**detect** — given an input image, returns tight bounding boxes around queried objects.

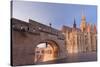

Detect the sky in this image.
[12,1,97,29]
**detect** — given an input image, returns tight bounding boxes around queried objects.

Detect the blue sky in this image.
[12,1,97,29]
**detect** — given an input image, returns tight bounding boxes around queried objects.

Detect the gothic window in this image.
[85,36,88,46]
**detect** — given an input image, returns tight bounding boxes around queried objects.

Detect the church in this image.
[61,14,97,53]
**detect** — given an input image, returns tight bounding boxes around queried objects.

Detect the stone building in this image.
[61,15,97,53]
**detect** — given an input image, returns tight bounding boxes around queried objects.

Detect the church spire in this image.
[73,18,76,28]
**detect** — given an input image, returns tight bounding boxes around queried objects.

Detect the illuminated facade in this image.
[62,15,97,53]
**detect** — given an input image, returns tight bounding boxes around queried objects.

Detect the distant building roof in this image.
[61,25,81,32]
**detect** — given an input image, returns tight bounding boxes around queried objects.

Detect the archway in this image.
[34,40,59,63]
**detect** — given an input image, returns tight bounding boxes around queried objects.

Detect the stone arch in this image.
[34,39,60,63]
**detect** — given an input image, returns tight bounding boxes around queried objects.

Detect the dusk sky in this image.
[12,1,97,29]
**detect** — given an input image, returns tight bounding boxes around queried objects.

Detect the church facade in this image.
[61,15,97,53]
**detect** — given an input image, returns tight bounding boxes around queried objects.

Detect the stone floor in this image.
[34,51,97,65]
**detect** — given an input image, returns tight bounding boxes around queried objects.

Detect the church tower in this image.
[80,14,87,32]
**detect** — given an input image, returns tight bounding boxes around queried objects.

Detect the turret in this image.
[87,23,91,33]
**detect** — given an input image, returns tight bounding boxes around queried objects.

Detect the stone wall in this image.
[11,18,66,66]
